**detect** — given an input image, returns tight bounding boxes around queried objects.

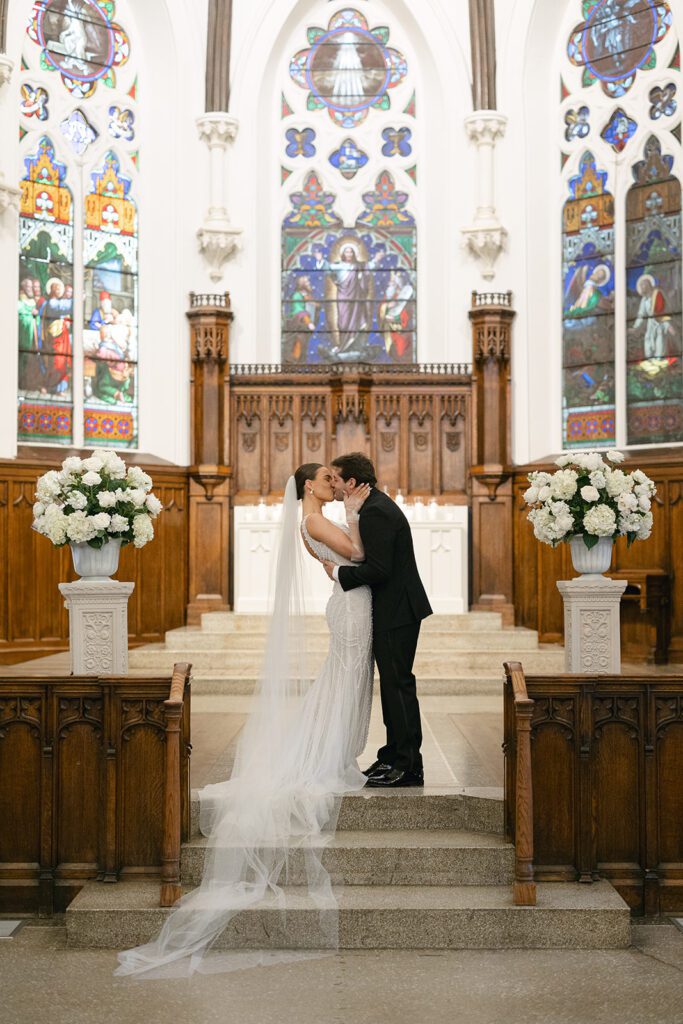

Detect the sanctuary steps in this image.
[66,789,630,952]
[127,612,565,696]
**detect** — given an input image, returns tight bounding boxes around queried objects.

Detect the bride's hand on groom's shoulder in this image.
[344,483,371,515]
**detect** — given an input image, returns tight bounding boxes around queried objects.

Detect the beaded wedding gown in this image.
[115,477,373,977]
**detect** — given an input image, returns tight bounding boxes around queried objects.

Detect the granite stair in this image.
[127,612,565,696]
[66,789,630,952]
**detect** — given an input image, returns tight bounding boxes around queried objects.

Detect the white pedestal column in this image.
[556,577,627,674]
[59,580,135,675]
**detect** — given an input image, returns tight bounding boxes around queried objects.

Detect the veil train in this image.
[115,476,363,978]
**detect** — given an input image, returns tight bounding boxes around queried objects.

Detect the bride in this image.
[115,463,373,976]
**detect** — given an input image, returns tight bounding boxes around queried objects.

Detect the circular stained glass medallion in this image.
[36,0,115,84]
[306,27,390,113]
[581,0,658,83]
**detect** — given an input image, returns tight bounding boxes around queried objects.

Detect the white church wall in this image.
[0,0,206,466]
[225,0,480,367]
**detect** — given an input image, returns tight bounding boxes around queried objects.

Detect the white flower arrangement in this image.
[523,450,655,550]
[33,450,161,550]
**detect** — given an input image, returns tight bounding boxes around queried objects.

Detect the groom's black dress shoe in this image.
[363,760,393,778]
[366,767,424,788]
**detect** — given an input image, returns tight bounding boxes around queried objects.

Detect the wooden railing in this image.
[160,663,191,906]
[503,661,536,906]
[0,663,191,914]
[503,664,683,915]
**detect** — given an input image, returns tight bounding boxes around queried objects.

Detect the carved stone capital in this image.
[0,172,20,216]
[461,225,508,280]
[197,224,242,282]
[196,112,239,148]
[464,110,507,145]
[0,55,13,88]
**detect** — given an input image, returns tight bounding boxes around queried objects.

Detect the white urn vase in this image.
[569,535,613,577]
[70,538,122,581]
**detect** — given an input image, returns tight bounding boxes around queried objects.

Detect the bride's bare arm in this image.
[305,484,370,562]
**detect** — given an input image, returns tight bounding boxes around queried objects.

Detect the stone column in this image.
[557,578,628,673]
[0,172,19,216]
[461,111,508,280]
[0,55,12,89]
[186,291,233,624]
[59,581,135,675]
[469,291,515,624]
[196,113,241,283]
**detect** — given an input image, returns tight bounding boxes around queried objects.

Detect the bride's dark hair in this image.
[294,463,323,500]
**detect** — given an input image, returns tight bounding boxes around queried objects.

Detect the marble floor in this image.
[1,919,682,1024]
[190,693,505,790]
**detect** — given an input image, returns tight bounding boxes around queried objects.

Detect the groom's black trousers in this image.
[373,621,423,772]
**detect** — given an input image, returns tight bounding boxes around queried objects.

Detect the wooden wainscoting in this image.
[0,667,191,913]
[513,450,683,663]
[0,450,189,664]
[504,667,683,915]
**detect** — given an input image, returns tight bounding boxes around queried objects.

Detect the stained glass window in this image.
[561,0,681,448]
[562,152,616,447]
[18,136,74,443]
[281,4,416,364]
[626,136,682,444]
[18,0,138,448]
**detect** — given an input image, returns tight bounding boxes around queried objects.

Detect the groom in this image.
[323,452,432,787]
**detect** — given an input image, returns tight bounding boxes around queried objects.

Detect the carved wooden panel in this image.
[230,366,472,501]
[0,674,190,913]
[505,674,683,914]
[0,698,42,894]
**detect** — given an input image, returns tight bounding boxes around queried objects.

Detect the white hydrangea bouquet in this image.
[523,449,655,550]
[32,450,163,550]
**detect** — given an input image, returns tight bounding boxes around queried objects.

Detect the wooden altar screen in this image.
[185,291,516,622]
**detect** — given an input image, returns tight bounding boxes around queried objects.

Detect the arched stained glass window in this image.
[562,151,616,447]
[560,0,681,448]
[18,0,139,448]
[280,4,417,365]
[626,135,682,443]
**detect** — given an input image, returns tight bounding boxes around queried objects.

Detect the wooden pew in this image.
[0,664,191,914]
[504,663,683,915]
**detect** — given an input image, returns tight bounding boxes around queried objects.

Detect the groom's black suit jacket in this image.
[337,488,432,632]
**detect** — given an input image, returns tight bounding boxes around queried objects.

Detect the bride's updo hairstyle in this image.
[294,463,323,500]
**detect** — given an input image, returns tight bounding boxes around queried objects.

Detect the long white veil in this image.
[115,476,343,977]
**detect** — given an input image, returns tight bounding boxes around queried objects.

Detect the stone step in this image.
[200,612,504,634]
[66,879,631,951]
[128,648,565,672]
[186,674,505,696]
[190,788,504,838]
[181,830,515,888]
[163,628,541,653]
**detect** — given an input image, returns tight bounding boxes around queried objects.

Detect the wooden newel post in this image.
[469,291,515,624]
[186,292,233,625]
[160,664,190,907]
[513,698,536,906]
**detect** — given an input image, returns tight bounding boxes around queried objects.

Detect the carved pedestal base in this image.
[557,577,627,674]
[59,580,135,675]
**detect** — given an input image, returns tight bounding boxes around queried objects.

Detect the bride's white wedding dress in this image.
[115,478,373,977]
